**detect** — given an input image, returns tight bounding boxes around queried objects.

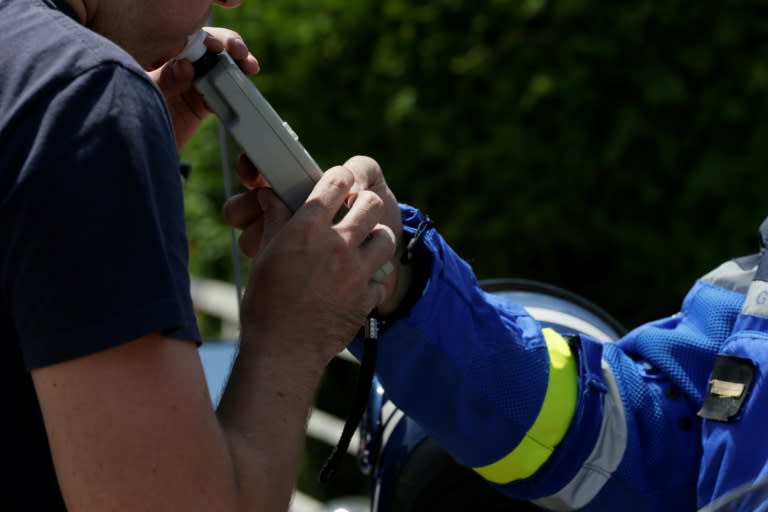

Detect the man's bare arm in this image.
[32,167,396,512]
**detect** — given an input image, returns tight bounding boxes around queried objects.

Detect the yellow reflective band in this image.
[473,328,578,484]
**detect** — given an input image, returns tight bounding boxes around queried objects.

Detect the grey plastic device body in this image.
[190,46,393,282]
[193,51,323,212]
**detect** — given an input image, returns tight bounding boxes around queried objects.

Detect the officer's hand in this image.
[223,155,409,316]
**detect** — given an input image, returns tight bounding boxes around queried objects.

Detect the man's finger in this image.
[235,154,269,189]
[202,27,260,75]
[259,188,293,246]
[238,222,265,258]
[223,189,263,230]
[296,166,354,224]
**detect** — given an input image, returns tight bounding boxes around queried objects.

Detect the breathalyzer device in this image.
[178,30,324,213]
[178,31,393,281]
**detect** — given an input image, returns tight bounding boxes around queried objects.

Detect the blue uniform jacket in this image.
[357,204,766,511]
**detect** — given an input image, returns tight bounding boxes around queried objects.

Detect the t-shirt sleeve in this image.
[2,63,201,369]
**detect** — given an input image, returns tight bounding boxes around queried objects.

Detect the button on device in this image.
[282,121,300,141]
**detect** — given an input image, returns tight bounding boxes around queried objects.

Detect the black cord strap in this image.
[319,217,433,483]
[319,317,379,483]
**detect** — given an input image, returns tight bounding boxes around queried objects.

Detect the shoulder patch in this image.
[698,355,755,422]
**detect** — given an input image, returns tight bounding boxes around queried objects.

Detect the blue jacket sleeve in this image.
[351,204,605,498]
[366,209,553,469]
[350,204,746,511]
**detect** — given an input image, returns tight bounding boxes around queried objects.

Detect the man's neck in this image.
[64,0,89,24]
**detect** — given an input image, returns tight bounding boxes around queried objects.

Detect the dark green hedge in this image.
[186,0,768,329]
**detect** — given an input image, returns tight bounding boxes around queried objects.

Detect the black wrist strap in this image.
[402,218,434,264]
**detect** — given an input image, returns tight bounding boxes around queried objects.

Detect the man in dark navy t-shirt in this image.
[0,0,403,510]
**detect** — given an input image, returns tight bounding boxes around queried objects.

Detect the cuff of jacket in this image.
[350,203,554,470]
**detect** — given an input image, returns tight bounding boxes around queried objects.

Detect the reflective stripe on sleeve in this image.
[532,361,627,511]
[473,328,578,484]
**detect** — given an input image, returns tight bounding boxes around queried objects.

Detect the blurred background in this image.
[181,0,768,507]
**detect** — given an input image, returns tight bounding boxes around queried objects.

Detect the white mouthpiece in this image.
[177,30,208,62]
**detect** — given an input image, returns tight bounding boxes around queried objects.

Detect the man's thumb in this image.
[150,59,194,97]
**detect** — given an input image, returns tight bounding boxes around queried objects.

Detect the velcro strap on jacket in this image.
[473,328,578,484]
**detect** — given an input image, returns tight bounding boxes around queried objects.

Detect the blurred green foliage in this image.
[184,0,768,330]
[181,0,768,501]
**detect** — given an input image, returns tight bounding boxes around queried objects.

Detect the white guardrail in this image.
[190,277,365,512]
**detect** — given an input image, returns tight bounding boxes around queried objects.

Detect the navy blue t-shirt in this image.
[0,0,201,508]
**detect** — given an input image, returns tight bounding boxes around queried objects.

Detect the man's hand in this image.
[233,164,395,364]
[148,28,260,150]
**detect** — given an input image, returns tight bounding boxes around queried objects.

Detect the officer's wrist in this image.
[378,207,433,323]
